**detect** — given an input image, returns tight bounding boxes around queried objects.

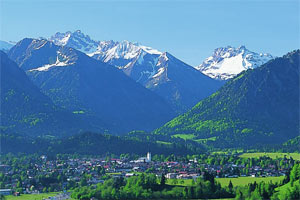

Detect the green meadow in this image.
[239,152,300,160]
[216,176,284,187]
[156,140,172,145]
[166,176,284,187]
[6,192,60,200]
[172,134,196,140]
[166,178,194,186]
[172,134,216,143]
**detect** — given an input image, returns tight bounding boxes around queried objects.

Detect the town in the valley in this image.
[1,151,294,196]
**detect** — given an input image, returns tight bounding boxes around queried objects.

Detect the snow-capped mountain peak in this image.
[50,31,71,46]
[104,40,142,60]
[49,30,99,54]
[195,46,273,80]
[49,30,162,63]
[140,45,162,55]
[49,30,166,83]
[91,40,161,61]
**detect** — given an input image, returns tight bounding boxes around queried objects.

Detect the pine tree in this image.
[160,174,166,187]
[228,180,233,192]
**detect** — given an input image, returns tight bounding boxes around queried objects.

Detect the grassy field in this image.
[194,136,217,143]
[6,192,59,200]
[172,134,216,143]
[156,140,172,145]
[172,134,195,140]
[214,149,244,154]
[72,110,85,114]
[166,178,194,186]
[216,176,284,187]
[166,176,284,187]
[106,172,122,175]
[239,152,300,160]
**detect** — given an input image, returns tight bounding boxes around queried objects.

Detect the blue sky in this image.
[0,0,299,66]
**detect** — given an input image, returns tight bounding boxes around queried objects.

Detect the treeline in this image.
[2,130,298,157]
[281,136,300,152]
[71,164,300,200]
[71,172,233,200]
[0,132,200,156]
[128,131,300,153]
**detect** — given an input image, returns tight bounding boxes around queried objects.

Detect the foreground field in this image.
[6,192,59,200]
[217,176,284,187]
[166,176,284,187]
[239,152,300,160]
[166,178,194,186]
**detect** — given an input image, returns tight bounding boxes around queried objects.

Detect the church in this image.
[135,152,151,163]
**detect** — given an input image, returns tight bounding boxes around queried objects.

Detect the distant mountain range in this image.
[2,30,297,148]
[195,46,273,80]
[155,50,299,147]
[7,38,175,134]
[0,40,14,52]
[2,31,274,113]
[49,30,223,112]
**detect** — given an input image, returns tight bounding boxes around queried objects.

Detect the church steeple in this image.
[147,152,151,162]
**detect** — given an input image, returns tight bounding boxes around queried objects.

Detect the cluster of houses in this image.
[0,152,290,195]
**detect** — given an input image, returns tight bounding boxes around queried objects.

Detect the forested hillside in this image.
[155,50,300,147]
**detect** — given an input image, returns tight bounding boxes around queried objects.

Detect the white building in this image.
[147,152,151,162]
[166,173,177,179]
[135,152,151,163]
[0,189,12,196]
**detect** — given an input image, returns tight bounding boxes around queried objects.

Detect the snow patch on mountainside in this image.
[153,67,165,78]
[30,51,75,72]
[136,51,146,65]
[140,45,162,55]
[34,40,48,50]
[195,46,273,80]
[157,53,169,67]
